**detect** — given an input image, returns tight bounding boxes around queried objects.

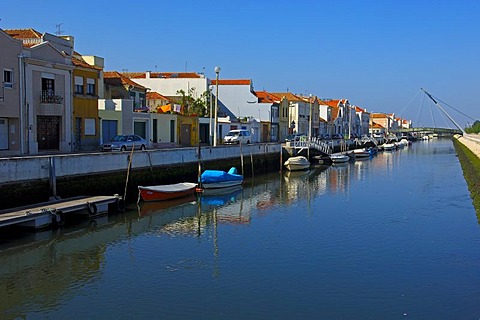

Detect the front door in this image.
[102,119,117,143]
[75,117,81,151]
[0,118,8,150]
[37,116,60,150]
[180,124,191,147]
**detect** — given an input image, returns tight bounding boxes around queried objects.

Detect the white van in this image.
[223,129,251,144]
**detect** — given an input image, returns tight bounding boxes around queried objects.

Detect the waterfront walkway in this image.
[458,134,480,159]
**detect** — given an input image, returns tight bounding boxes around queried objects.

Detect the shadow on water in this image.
[2,140,479,318]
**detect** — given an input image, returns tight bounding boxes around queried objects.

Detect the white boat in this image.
[284,156,310,171]
[353,148,371,158]
[382,143,396,151]
[200,167,243,189]
[330,154,350,163]
[138,182,197,202]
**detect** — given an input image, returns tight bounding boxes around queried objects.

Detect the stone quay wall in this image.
[0,143,282,209]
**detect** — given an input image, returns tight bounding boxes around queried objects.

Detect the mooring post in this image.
[279,145,283,173]
[49,157,57,198]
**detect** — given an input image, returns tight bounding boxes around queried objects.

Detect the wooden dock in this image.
[0,195,122,229]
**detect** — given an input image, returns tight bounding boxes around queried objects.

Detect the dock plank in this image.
[0,196,120,227]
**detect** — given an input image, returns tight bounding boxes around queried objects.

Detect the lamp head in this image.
[214,66,221,74]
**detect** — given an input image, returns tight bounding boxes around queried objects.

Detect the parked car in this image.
[100,134,148,151]
[223,129,251,144]
[285,133,306,142]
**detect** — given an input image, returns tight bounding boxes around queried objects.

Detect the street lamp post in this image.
[308,94,313,140]
[209,85,214,146]
[214,66,221,146]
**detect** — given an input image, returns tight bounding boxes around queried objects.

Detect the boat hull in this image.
[285,164,310,171]
[201,179,243,189]
[138,182,197,201]
[353,149,371,158]
[382,143,395,151]
[200,168,244,190]
[284,156,310,171]
[330,155,350,163]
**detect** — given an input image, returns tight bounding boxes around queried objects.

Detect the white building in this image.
[124,71,209,99]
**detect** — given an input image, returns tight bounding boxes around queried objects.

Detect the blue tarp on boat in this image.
[200,167,243,183]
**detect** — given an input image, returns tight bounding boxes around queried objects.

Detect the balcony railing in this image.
[40,91,64,104]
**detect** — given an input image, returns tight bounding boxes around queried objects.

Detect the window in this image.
[42,77,55,95]
[41,74,63,104]
[84,118,96,136]
[3,69,13,88]
[75,76,84,94]
[86,78,95,95]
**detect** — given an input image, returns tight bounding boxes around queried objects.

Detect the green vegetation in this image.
[176,88,209,116]
[465,120,480,134]
[453,138,480,218]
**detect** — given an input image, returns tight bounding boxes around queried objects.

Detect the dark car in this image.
[285,133,306,142]
[100,134,148,151]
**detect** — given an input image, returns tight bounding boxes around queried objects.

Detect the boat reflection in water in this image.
[198,185,250,225]
[137,194,196,217]
[198,185,243,207]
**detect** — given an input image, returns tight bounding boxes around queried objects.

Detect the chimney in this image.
[146,71,151,79]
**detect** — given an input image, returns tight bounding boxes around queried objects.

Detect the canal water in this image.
[1,139,479,319]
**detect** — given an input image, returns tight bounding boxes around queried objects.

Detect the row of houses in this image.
[0,27,411,156]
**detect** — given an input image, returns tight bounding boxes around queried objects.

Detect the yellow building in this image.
[72,54,103,151]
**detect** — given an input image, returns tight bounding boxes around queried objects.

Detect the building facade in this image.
[0,29,23,155]
[72,54,103,151]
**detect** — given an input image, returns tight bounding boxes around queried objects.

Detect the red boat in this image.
[138,182,197,202]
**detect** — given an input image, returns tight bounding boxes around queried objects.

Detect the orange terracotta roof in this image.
[5,28,43,47]
[124,72,202,79]
[321,99,342,108]
[371,113,387,118]
[270,92,305,102]
[254,91,280,103]
[371,122,384,128]
[331,106,340,120]
[4,28,42,39]
[211,79,251,85]
[147,91,172,101]
[355,106,369,113]
[104,71,146,89]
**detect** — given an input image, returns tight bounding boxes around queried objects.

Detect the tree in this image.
[176,88,209,116]
[465,120,480,134]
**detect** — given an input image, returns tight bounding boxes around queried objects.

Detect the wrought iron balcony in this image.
[40,91,63,104]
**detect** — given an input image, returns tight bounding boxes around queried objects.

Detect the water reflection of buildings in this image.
[1,160,398,316]
[282,166,330,204]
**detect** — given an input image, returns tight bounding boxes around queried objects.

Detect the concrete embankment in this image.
[0,143,282,210]
[453,134,480,215]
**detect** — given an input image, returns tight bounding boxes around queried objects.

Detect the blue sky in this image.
[2,0,479,127]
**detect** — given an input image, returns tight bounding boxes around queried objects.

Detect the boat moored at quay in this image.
[2,135,467,232]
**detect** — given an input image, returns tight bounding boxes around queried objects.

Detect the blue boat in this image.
[200,167,243,189]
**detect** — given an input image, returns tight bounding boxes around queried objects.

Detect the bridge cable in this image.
[433,96,476,121]
[415,93,426,127]
[429,99,437,128]
[421,88,466,134]
[397,90,422,119]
